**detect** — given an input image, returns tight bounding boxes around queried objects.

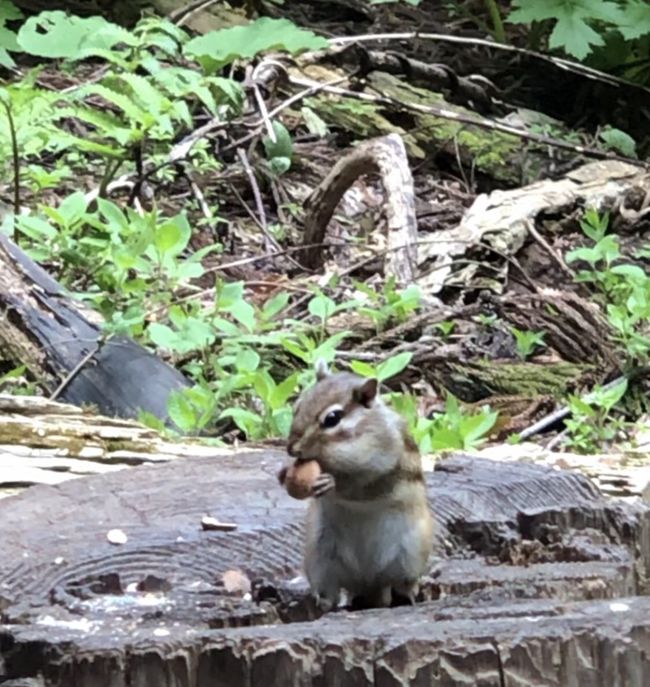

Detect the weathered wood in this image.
[0,235,190,423]
[1,452,649,685]
[301,133,418,284]
[0,393,238,492]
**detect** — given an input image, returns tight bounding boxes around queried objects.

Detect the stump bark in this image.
[0,452,649,685]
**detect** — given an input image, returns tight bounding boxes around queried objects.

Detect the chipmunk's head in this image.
[287,360,403,477]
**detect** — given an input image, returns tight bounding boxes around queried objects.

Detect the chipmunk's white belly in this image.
[319,496,428,592]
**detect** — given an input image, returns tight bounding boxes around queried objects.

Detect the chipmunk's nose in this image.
[287,441,301,458]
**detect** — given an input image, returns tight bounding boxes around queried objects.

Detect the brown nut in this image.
[283,460,321,500]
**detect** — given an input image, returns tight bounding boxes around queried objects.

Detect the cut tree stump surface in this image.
[1,452,649,686]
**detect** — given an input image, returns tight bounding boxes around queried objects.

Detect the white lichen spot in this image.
[610,602,630,612]
[107,528,128,545]
[153,628,170,637]
[54,556,64,565]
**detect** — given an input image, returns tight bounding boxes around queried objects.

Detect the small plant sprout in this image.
[511,327,546,359]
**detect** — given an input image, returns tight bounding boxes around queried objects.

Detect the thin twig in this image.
[236,147,274,251]
[170,0,221,24]
[187,174,213,220]
[524,219,575,280]
[328,33,650,94]
[518,373,631,441]
[50,342,103,400]
[1,101,20,214]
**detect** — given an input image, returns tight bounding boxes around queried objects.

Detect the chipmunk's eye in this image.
[321,409,343,429]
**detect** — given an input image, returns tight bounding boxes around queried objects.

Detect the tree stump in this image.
[0,452,649,686]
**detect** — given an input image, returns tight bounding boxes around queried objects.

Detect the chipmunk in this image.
[281,360,434,612]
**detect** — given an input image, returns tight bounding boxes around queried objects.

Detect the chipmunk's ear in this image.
[353,378,378,407]
[315,358,329,381]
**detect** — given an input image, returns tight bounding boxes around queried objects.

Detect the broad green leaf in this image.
[17,12,135,60]
[599,128,637,158]
[459,410,498,448]
[308,293,336,322]
[217,281,245,308]
[594,379,628,412]
[147,322,179,350]
[617,0,650,40]
[175,261,205,281]
[270,373,299,410]
[376,352,412,382]
[184,17,328,68]
[57,192,88,225]
[98,199,130,232]
[235,348,260,373]
[301,106,329,137]
[219,407,263,438]
[263,121,293,160]
[226,299,256,332]
[281,338,310,362]
[269,157,291,175]
[272,407,294,438]
[254,369,275,404]
[349,360,377,377]
[262,291,290,320]
[549,13,604,59]
[610,264,646,281]
[167,390,197,432]
[16,215,57,240]
[429,428,462,451]
[154,221,183,255]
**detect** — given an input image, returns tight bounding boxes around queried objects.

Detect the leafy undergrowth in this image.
[0,1,649,456]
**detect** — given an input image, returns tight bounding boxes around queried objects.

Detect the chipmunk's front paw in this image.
[312,472,335,498]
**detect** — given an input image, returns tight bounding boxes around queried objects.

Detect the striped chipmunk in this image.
[279,359,434,612]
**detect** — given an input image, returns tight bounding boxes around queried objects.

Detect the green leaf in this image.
[301,106,329,137]
[507,0,621,59]
[270,372,299,410]
[599,127,637,158]
[429,428,463,451]
[17,11,136,60]
[78,84,150,126]
[376,352,412,382]
[184,17,328,68]
[167,390,198,432]
[549,12,604,59]
[16,216,57,240]
[308,293,336,323]
[263,121,293,160]
[272,407,294,437]
[261,291,290,320]
[219,407,263,439]
[154,221,183,255]
[349,360,377,377]
[226,299,256,332]
[57,192,88,225]
[217,281,245,308]
[235,348,260,373]
[147,323,178,350]
[610,264,647,281]
[0,1,21,68]
[459,410,498,448]
[269,157,291,176]
[594,379,628,412]
[616,0,650,40]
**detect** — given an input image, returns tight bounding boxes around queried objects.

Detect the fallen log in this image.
[0,234,190,423]
[0,452,648,685]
